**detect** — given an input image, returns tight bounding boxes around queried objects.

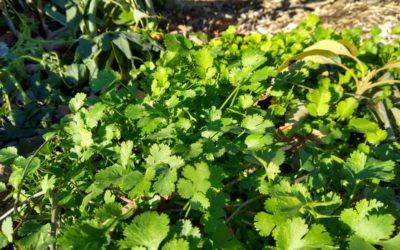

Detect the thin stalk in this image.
[346,181,359,206]
[0,0,20,36]
[49,190,58,250]
[226,195,265,223]
[229,85,240,108]
[0,191,45,222]
[368,79,400,89]
[220,86,239,110]
[13,137,54,217]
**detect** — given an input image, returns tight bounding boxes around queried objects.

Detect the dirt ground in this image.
[162,0,400,42]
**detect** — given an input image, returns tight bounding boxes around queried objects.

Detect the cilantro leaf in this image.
[0,147,18,164]
[344,150,395,182]
[58,221,110,250]
[177,162,211,209]
[241,114,274,134]
[120,212,170,250]
[348,118,379,133]
[254,212,276,237]
[17,221,53,249]
[335,97,359,120]
[69,93,86,113]
[146,144,184,169]
[1,217,13,243]
[124,104,146,120]
[306,88,331,117]
[340,199,396,244]
[245,134,274,151]
[162,238,190,250]
[272,217,333,250]
[90,70,119,93]
[153,166,177,196]
[120,140,134,167]
[194,48,215,79]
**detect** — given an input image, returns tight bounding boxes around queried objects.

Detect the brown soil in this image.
[162,0,400,42]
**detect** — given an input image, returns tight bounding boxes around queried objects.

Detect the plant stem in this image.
[226,195,265,223]
[13,137,54,216]
[49,190,58,250]
[220,86,240,110]
[0,191,45,222]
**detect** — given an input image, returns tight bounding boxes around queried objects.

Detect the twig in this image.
[225,195,265,223]
[49,190,58,250]
[293,174,309,184]
[0,191,45,222]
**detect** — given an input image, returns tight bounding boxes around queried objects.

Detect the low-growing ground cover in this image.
[1,14,400,249]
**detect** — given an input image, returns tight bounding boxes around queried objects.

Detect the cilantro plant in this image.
[0,15,400,249]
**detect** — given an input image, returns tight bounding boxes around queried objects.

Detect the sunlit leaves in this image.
[120,212,170,250]
[335,97,359,120]
[69,93,86,113]
[306,88,331,116]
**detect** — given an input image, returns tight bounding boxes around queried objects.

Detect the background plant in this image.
[0,0,161,152]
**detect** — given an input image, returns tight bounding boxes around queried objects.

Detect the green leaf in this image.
[194,48,214,79]
[86,103,107,128]
[93,164,142,191]
[58,221,110,250]
[1,217,13,243]
[238,94,254,109]
[153,167,177,196]
[120,141,134,167]
[41,174,56,193]
[306,88,331,116]
[69,93,86,113]
[17,221,53,249]
[241,49,267,69]
[380,234,400,250]
[241,114,274,134]
[254,212,275,237]
[245,134,273,150]
[349,236,376,250]
[0,234,8,248]
[273,217,333,250]
[335,97,359,120]
[125,104,146,120]
[162,238,190,250]
[120,212,170,250]
[340,199,395,244]
[146,144,184,169]
[263,181,309,219]
[113,35,132,59]
[0,147,18,164]
[348,118,379,133]
[305,39,353,57]
[278,49,341,71]
[63,64,88,87]
[90,70,120,93]
[344,150,395,182]
[366,129,387,145]
[177,162,211,209]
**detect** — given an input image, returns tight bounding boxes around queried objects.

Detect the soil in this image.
[162,0,400,42]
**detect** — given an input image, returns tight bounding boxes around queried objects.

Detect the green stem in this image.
[346,181,359,206]
[220,86,239,110]
[229,85,240,108]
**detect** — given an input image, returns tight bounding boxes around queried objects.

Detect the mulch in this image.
[161,0,400,42]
